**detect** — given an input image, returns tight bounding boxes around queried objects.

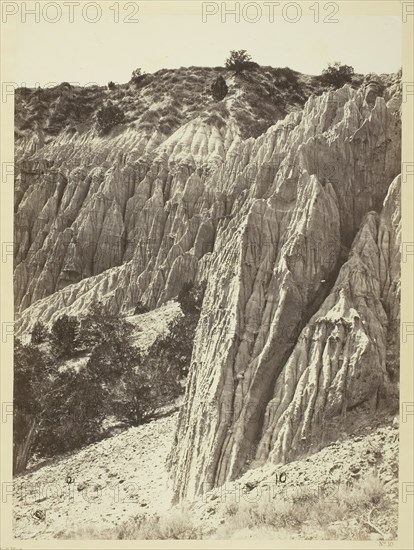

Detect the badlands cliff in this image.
[14,67,401,500]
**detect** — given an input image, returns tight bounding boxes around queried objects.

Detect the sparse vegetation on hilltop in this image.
[14,61,367,140]
[320,61,355,88]
[225,49,259,74]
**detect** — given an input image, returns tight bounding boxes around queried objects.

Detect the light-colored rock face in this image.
[14,118,242,329]
[167,89,401,500]
[14,77,401,501]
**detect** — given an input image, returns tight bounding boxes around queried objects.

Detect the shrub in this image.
[78,301,133,350]
[203,113,226,129]
[217,474,391,539]
[177,281,205,314]
[96,103,125,134]
[117,510,200,539]
[320,62,355,88]
[13,340,52,473]
[158,115,181,135]
[49,314,79,357]
[131,68,149,88]
[36,367,105,456]
[134,282,205,410]
[131,68,143,79]
[31,321,48,344]
[225,50,258,74]
[274,67,298,89]
[211,75,228,100]
[108,81,116,90]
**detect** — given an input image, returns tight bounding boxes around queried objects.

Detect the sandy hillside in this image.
[14,413,177,539]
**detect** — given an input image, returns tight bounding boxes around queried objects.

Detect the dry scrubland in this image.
[14,412,398,541]
[15,65,364,140]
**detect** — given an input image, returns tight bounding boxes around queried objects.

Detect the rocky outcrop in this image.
[167,88,401,500]
[256,175,400,466]
[14,118,241,332]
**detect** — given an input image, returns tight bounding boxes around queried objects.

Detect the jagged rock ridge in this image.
[167,85,401,499]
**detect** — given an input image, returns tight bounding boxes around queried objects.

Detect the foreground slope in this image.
[14,414,177,539]
[13,412,398,540]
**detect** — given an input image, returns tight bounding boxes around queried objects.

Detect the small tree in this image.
[211,75,228,101]
[177,281,205,315]
[78,301,133,350]
[321,62,355,88]
[96,103,125,134]
[31,321,48,345]
[36,367,105,456]
[13,340,52,473]
[108,81,116,90]
[131,68,143,80]
[225,50,257,74]
[49,314,79,358]
[131,68,147,88]
[116,367,154,425]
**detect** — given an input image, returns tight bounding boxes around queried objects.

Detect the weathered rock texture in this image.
[167,86,401,499]
[14,72,401,500]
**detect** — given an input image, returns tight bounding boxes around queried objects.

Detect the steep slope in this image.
[168,87,401,500]
[256,175,400,465]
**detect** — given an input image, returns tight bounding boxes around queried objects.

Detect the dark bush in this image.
[31,321,48,345]
[320,62,355,88]
[78,301,133,350]
[225,50,258,74]
[211,75,228,101]
[274,67,299,89]
[96,103,125,134]
[158,115,180,135]
[36,367,105,456]
[131,68,143,79]
[108,81,116,90]
[131,68,150,89]
[203,112,226,129]
[177,281,205,315]
[49,314,79,357]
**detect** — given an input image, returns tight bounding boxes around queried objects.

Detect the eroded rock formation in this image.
[167,86,401,499]
[14,72,401,501]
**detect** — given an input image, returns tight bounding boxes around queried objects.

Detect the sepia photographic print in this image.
[1,1,413,548]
